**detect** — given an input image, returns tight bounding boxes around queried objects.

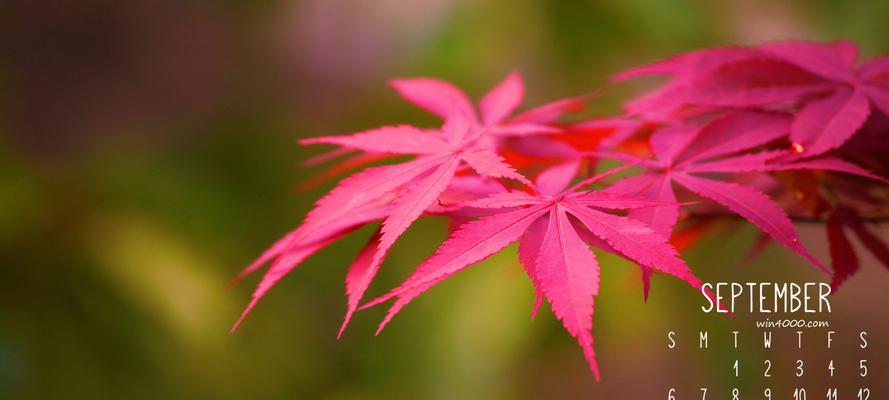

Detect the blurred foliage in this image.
[1,0,887,399]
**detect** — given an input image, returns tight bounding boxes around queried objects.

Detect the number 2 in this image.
[763,360,771,377]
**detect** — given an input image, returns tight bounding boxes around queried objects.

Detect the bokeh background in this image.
[1,1,888,399]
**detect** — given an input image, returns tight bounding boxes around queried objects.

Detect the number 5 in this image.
[859,360,868,377]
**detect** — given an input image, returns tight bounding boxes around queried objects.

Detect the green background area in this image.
[1,1,887,398]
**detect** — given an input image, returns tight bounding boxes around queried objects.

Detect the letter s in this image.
[701,283,714,313]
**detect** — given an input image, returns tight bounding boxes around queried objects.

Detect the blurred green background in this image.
[1,1,888,399]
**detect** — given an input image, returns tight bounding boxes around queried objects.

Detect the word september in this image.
[701,282,831,314]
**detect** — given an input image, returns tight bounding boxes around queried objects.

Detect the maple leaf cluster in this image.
[232,40,889,380]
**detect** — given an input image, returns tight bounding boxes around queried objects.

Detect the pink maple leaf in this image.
[360,164,710,380]
[296,72,584,189]
[599,110,887,297]
[391,71,586,137]
[599,111,831,296]
[234,112,533,335]
[617,40,889,158]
